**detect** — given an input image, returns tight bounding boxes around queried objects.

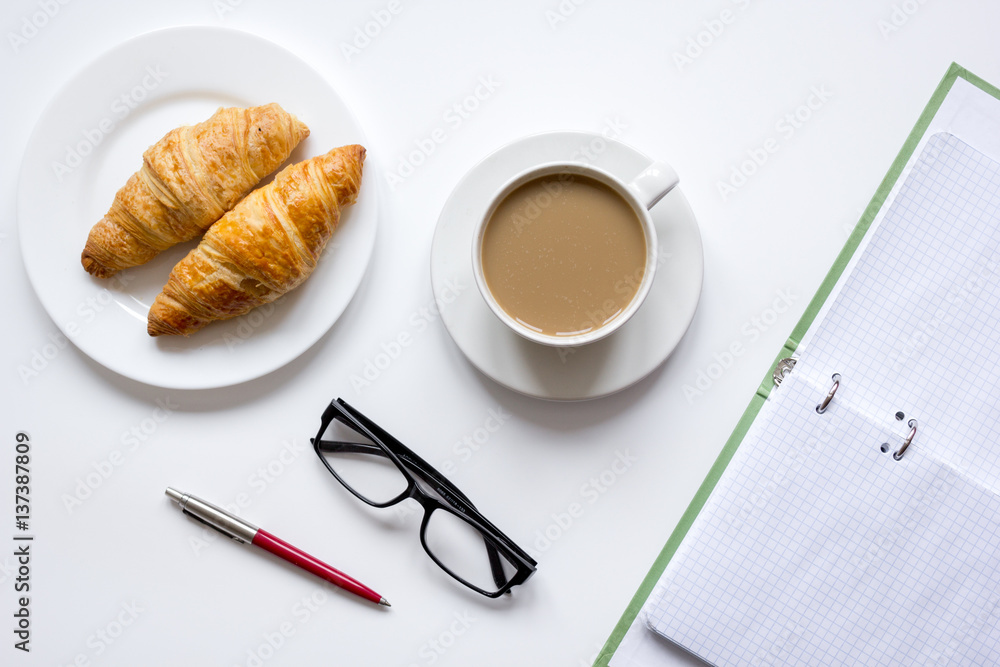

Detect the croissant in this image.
[81,104,310,278]
[147,144,365,337]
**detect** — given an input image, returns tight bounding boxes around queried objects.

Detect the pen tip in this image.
[379,597,391,607]
[165,487,183,503]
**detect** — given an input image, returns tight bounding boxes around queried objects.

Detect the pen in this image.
[165,487,390,607]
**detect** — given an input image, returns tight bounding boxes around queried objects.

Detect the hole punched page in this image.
[641,133,1000,666]
[798,133,1000,492]
[643,365,1000,666]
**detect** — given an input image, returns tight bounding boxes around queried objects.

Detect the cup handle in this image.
[627,161,679,210]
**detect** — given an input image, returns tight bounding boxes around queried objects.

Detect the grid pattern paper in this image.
[643,133,1000,666]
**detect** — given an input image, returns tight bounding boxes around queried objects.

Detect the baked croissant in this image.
[147,144,365,337]
[81,104,310,278]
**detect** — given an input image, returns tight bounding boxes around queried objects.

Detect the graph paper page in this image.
[643,133,1000,665]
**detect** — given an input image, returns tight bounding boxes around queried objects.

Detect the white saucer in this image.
[17,27,377,390]
[430,132,704,401]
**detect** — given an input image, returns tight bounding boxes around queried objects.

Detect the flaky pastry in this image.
[147,144,365,337]
[81,104,309,278]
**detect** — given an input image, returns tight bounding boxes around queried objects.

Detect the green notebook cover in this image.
[595,62,1000,667]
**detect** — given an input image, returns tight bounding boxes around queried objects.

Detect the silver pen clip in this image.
[166,487,258,544]
[181,508,249,544]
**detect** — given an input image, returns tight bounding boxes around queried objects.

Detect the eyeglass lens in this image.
[317,412,520,594]
[316,418,408,504]
[423,507,520,593]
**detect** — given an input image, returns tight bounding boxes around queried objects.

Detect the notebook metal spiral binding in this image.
[893,420,918,460]
[815,373,841,414]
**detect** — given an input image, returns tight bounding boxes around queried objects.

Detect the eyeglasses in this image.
[311,398,537,597]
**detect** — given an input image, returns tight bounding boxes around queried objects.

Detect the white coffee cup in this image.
[472,160,679,347]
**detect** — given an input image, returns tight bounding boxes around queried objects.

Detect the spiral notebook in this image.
[599,65,1000,666]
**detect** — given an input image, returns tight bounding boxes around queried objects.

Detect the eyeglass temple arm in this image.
[328,403,484,508]
[328,401,536,569]
[339,414,509,531]
[314,437,474,496]
[313,439,478,508]
[315,438,521,589]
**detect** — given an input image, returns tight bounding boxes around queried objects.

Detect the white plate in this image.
[430,132,703,400]
[17,27,377,390]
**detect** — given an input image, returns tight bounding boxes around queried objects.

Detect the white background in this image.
[2,1,999,666]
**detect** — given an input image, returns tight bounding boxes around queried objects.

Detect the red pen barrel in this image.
[251,529,385,605]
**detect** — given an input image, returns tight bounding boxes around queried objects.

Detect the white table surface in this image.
[3,1,999,665]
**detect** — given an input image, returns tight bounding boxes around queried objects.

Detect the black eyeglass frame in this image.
[311,398,537,598]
